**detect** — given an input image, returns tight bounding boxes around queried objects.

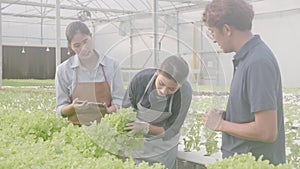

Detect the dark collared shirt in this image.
[223,35,286,165]
[123,68,192,140]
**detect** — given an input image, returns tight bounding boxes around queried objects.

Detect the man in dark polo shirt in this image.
[201,0,286,165]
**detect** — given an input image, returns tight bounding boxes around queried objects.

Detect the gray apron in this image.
[133,74,180,169]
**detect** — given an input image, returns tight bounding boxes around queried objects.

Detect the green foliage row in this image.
[2,79,55,86]
[1,87,299,168]
[0,89,164,169]
[182,97,221,156]
[207,153,293,169]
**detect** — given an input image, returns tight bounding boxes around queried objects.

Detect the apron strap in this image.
[74,63,110,89]
[137,73,157,105]
[75,67,79,84]
[96,51,111,97]
[73,62,111,103]
[101,65,111,95]
[168,95,174,113]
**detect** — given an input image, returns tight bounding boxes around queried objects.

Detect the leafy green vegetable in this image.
[0,88,164,169]
[85,108,144,157]
[206,153,293,169]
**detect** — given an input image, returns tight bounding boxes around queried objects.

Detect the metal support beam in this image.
[1,12,79,20]
[159,0,207,5]
[193,22,198,82]
[160,0,262,4]
[130,20,133,68]
[176,11,180,56]
[153,0,158,67]
[56,0,61,67]
[1,0,135,14]
[0,2,2,88]
[40,0,43,45]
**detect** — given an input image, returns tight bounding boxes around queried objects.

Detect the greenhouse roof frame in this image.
[1,0,211,23]
[1,0,262,27]
[0,0,262,87]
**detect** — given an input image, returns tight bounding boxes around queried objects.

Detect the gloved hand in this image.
[124,121,150,135]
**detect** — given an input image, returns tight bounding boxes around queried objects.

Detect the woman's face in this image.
[154,73,181,96]
[70,33,93,60]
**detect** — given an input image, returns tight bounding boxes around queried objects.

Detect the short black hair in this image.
[202,0,254,31]
[158,56,189,84]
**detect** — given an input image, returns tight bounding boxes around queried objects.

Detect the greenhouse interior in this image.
[0,0,299,168]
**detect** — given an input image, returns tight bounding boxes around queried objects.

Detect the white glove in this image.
[124,121,150,135]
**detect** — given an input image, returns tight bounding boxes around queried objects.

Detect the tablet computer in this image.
[88,102,106,108]
[76,100,106,108]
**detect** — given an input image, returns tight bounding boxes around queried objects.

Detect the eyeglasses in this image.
[206,29,214,40]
